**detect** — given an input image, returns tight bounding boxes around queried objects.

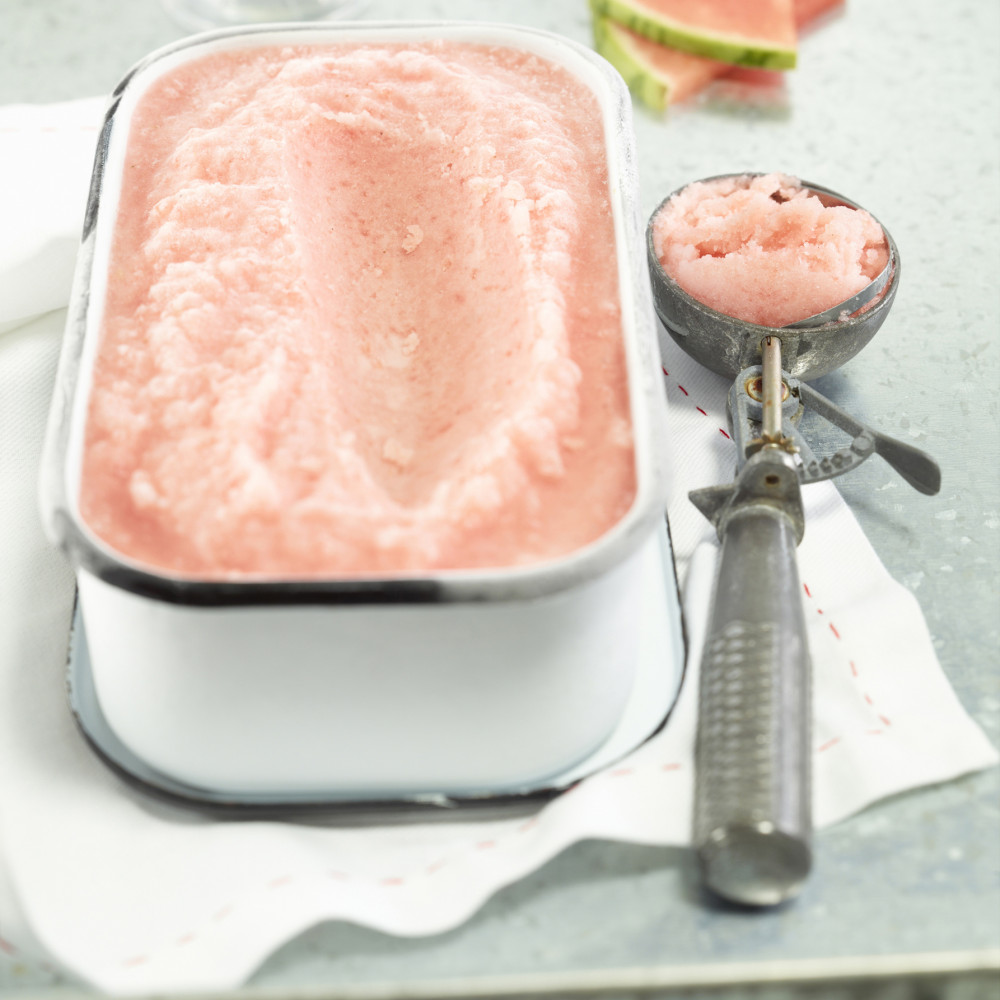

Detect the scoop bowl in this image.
[646,175,900,381]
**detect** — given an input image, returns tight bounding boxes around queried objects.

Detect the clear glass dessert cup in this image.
[159,0,368,32]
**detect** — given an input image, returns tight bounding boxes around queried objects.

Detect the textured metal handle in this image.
[694,503,812,906]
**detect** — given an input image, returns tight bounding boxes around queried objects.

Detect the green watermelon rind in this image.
[590,0,798,70]
[593,14,672,111]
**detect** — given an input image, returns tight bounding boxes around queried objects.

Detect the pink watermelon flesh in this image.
[718,0,844,86]
[629,0,797,51]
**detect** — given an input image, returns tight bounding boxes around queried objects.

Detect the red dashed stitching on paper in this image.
[651,367,895,753]
[662,366,731,439]
[654,365,898,760]
[113,762,686,971]
[801,582,892,742]
[664,332,892,752]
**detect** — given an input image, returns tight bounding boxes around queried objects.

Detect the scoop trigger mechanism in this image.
[726,365,942,496]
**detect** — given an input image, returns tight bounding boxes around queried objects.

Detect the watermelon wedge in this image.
[590,0,798,69]
[593,0,845,110]
[594,14,730,109]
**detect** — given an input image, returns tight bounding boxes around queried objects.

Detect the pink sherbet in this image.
[651,173,890,327]
[80,42,636,578]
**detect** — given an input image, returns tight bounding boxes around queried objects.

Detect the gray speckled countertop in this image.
[2,0,998,996]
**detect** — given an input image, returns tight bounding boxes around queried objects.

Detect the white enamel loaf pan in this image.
[40,21,682,810]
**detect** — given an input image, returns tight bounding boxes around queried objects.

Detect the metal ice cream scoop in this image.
[647,175,941,908]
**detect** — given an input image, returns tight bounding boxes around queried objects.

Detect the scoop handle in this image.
[693,486,813,906]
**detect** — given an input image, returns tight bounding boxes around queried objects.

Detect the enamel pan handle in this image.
[693,454,813,906]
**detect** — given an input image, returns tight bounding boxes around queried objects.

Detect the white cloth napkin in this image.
[1,99,996,996]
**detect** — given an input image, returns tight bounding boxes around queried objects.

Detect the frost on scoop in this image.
[651,172,889,328]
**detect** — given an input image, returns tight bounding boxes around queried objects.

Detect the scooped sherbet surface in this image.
[651,172,889,327]
[80,42,636,578]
